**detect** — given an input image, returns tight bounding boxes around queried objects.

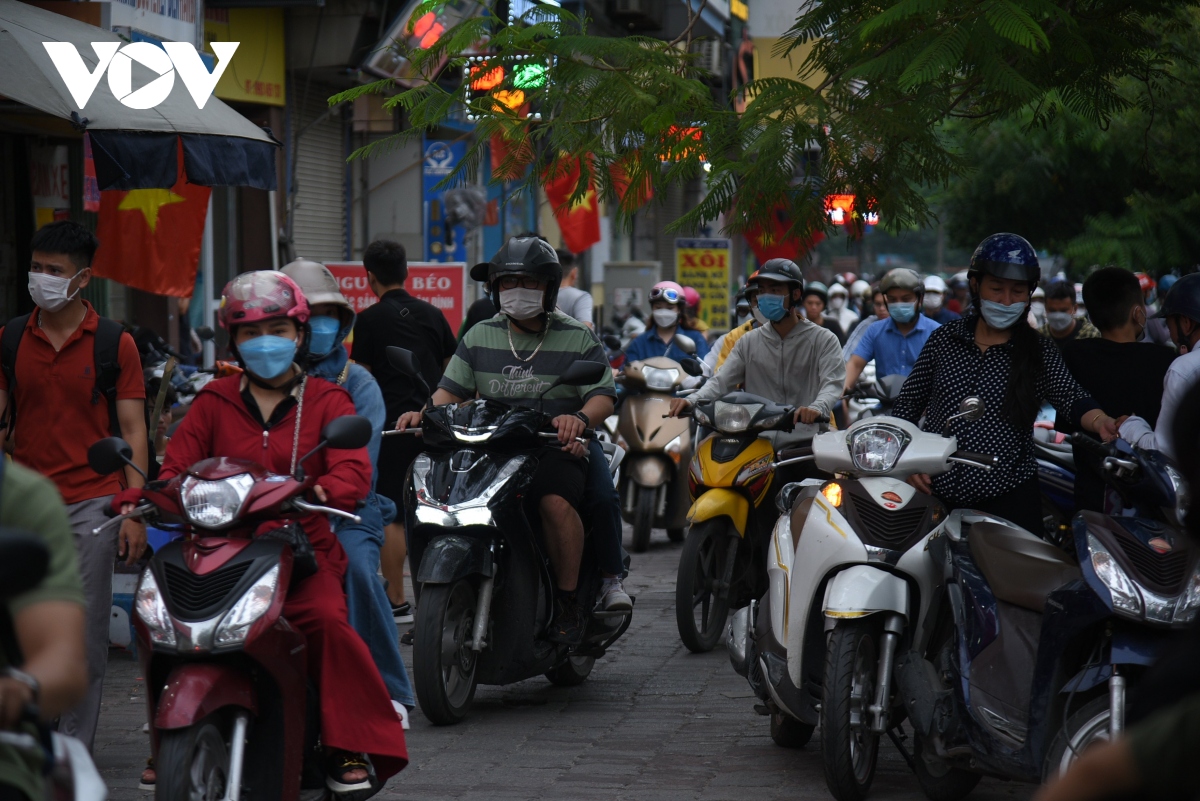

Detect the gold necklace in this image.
[507,324,547,363]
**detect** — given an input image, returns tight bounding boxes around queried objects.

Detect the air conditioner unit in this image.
[690,39,724,77]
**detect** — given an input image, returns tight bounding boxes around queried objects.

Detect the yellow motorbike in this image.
[617,357,694,552]
[676,391,808,652]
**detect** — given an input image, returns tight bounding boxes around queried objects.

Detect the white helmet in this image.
[923,275,947,294]
[829,283,849,297]
[850,279,870,298]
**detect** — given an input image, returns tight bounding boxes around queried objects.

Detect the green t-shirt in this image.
[439,311,616,417]
[0,460,85,801]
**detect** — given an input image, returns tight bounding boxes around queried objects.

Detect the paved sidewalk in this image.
[94,527,1034,801]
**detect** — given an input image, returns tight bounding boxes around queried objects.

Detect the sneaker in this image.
[597,577,632,612]
[391,700,411,730]
[547,596,586,645]
[391,601,413,624]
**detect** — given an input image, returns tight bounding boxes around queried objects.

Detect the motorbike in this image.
[384,347,633,725]
[897,436,1197,799]
[0,531,107,801]
[676,391,810,653]
[1033,424,1077,545]
[727,398,992,801]
[616,356,694,551]
[86,416,373,801]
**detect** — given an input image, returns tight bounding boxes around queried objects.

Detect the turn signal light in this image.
[821,482,843,508]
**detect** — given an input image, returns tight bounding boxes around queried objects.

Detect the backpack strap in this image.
[92,317,124,438]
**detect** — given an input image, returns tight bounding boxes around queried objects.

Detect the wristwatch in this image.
[573,411,591,428]
[5,668,40,703]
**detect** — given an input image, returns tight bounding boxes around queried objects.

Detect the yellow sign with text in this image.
[676,238,732,331]
[204,8,286,107]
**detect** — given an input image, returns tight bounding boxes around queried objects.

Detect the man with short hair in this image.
[1039,280,1099,349]
[351,239,458,624]
[554,249,594,329]
[843,268,940,393]
[0,220,148,751]
[1062,267,1177,511]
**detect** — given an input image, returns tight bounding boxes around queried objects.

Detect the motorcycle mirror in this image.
[957,396,985,421]
[88,437,144,479]
[558,361,607,388]
[321,415,373,450]
[876,374,906,401]
[0,529,48,601]
[680,357,704,378]
[195,326,216,342]
[775,482,806,515]
[602,334,622,351]
[386,346,432,400]
[672,333,698,355]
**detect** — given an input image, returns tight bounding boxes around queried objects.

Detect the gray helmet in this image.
[1158,272,1200,323]
[879,268,924,298]
[470,236,562,314]
[757,258,804,290]
[280,259,354,328]
[802,280,829,305]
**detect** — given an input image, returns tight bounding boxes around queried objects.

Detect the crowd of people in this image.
[2,217,1200,801]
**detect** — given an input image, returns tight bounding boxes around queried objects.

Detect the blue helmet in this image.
[1159,274,1179,295]
[1158,273,1200,323]
[968,233,1041,288]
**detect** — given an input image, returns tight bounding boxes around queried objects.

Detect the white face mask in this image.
[829,296,846,311]
[29,271,81,313]
[652,308,679,328]
[751,306,770,327]
[498,288,545,320]
[923,293,943,311]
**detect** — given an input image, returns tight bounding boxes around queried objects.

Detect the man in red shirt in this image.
[0,221,147,751]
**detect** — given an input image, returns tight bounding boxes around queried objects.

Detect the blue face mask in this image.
[757,294,789,322]
[307,316,343,359]
[239,335,298,380]
[888,302,917,324]
[979,299,1028,330]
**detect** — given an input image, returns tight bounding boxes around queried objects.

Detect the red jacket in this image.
[160,375,371,576]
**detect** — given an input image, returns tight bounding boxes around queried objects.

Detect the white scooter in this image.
[728,399,994,801]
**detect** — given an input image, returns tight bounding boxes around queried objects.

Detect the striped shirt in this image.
[439,311,616,416]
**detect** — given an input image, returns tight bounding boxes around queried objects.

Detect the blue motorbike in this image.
[898,438,1195,799]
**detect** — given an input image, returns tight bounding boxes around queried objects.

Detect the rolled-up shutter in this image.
[292,86,345,261]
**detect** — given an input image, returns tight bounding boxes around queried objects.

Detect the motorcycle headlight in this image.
[643,367,680,391]
[1166,464,1190,527]
[848,424,909,473]
[135,569,176,647]
[1087,534,1143,617]
[181,473,254,528]
[715,402,761,434]
[1174,563,1200,624]
[214,564,280,646]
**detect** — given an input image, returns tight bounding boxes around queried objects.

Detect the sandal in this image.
[400,628,414,645]
[138,757,156,790]
[325,750,374,795]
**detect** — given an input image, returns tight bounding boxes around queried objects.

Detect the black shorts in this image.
[526,446,587,509]
[376,434,424,507]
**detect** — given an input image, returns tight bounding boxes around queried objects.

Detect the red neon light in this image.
[469,65,506,91]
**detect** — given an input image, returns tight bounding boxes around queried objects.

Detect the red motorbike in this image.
[87,415,371,801]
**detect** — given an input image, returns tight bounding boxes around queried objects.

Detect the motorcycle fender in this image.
[822,565,910,621]
[155,663,257,730]
[687,489,748,537]
[416,533,494,584]
[628,456,669,487]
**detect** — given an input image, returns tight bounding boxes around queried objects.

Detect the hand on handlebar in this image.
[395,410,424,433]
[552,415,588,457]
[908,473,933,495]
[118,506,147,566]
[794,407,824,425]
[668,398,692,418]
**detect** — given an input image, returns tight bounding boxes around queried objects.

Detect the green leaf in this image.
[898,26,971,90]
[984,0,1051,52]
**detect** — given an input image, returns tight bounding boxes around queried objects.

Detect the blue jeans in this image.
[333,493,415,708]
[586,439,627,577]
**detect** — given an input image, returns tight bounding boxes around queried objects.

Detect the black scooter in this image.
[385,347,632,725]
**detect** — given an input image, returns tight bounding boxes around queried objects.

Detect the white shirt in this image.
[556,285,593,326]
[1119,347,1200,462]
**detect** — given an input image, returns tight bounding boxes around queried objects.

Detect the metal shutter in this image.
[292,86,345,261]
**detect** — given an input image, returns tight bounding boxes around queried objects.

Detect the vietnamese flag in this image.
[91,143,211,297]
[608,154,653,213]
[490,128,533,181]
[542,156,601,253]
[744,203,825,265]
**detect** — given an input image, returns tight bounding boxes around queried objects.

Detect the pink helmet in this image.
[649,280,685,306]
[682,286,702,311]
[219,271,311,330]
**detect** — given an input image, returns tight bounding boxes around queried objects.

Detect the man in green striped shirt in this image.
[397,237,617,644]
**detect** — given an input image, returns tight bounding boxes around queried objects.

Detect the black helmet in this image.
[1158,273,1200,323]
[880,268,924,299]
[968,233,1041,288]
[757,258,804,289]
[470,236,562,314]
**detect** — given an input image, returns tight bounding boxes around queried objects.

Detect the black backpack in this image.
[0,314,157,478]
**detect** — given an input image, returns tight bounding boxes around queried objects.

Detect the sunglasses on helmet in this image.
[649,287,682,303]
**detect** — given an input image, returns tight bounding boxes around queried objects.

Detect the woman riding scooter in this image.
[625,281,710,363]
[115,271,407,796]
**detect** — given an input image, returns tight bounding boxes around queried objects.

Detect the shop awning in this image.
[0,0,279,190]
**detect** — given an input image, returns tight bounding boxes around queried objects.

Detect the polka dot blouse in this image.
[893,315,1099,505]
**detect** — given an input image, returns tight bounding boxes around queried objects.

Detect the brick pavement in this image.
[94,527,1034,801]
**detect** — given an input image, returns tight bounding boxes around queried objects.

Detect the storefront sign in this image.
[423,138,469,264]
[204,8,285,107]
[675,238,732,330]
[326,261,467,351]
[29,145,70,229]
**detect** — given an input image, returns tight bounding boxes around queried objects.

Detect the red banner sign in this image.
[325,261,468,343]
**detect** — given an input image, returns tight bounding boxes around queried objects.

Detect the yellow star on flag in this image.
[118,189,186,234]
[570,188,596,213]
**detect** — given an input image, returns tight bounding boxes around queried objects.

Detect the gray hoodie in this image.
[691,316,846,446]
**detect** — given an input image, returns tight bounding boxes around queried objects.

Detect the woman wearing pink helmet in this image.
[681,285,710,337]
[625,281,710,362]
[123,271,408,795]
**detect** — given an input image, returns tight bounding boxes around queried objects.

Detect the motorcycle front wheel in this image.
[1043,695,1113,780]
[631,485,656,553]
[675,521,733,653]
[822,619,881,801]
[413,579,479,725]
[156,716,229,801]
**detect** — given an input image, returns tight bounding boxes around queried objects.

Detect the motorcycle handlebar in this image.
[949,450,997,469]
[292,498,362,524]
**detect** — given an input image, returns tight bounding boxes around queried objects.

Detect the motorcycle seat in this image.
[968,522,1081,613]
